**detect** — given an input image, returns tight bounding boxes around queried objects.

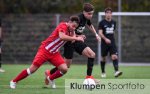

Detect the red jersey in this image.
[41,22,69,53]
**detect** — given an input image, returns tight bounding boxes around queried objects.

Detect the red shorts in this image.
[32,46,65,67]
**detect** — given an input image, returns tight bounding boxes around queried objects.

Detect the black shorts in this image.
[63,41,74,59]
[101,42,117,57]
[63,41,87,59]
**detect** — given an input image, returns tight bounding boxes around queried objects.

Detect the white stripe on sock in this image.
[27,68,31,75]
[59,71,64,75]
[47,76,51,82]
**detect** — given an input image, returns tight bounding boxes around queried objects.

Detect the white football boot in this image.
[10,81,16,89]
[101,73,106,78]
[114,71,123,77]
[46,76,56,89]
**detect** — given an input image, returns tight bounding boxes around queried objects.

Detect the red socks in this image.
[50,70,63,80]
[12,69,29,82]
[12,69,63,83]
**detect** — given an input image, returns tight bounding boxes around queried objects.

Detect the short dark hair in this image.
[70,16,80,24]
[104,7,112,13]
[83,3,94,12]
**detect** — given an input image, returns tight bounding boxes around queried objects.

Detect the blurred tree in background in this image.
[1,0,150,63]
[0,0,150,14]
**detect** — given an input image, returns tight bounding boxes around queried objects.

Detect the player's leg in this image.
[44,58,71,86]
[0,46,5,72]
[81,46,100,83]
[11,64,39,82]
[111,54,122,77]
[44,42,73,87]
[110,44,122,77]
[100,56,107,78]
[45,59,70,82]
[48,41,73,75]
[49,58,71,75]
[74,41,97,81]
[100,43,108,78]
[111,54,118,71]
[10,48,47,89]
[45,63,68,88]
[48,63,68,80]
[46,53,68,88]
[10,64,42,89]
[82,47,95,76]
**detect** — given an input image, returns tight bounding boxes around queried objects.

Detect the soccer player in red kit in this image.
[10,16,83,89]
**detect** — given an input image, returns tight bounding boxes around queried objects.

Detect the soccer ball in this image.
[83,78,96,85]
[83,78,96,90]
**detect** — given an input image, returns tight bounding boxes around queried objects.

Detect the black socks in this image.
[50,67,58,74]
[113,59,119,72]
[87,58,94,76]
[100,61,106,73]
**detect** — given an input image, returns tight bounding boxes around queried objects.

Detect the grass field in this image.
[0,64,150,94]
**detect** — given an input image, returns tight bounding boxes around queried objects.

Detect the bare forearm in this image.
[59,33,76,41]
[88,25,97,34]
[98,30,107,40]
[59,32,83,42]
[87,25,99,37]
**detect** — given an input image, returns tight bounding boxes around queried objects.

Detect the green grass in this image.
[0,64,150,94]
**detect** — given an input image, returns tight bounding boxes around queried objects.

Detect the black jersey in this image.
[98,19,116,42]
[75,13,92,35]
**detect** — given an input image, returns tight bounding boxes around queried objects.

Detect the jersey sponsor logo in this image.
[76,26,85,34]
[106,24,115,34]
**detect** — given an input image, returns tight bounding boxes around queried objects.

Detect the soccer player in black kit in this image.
[0,17,5,72]
[44,3,101,88]
[98,7,122,78]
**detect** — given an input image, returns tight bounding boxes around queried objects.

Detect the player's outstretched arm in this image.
[86,24,101,42]
[59,32,84,42]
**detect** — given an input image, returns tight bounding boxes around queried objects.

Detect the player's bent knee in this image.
[65,58,71,62]
[65,58,72,65]
[87,51,95,58]
[61,67,68,74]
[111,55,118,60]
[82,47,95,58]
[67,66,70,68]
[90,52,95,58]
[29,64,39,74]
[101,57,106,62]
[93,53,96,58]
[58,64,68,74]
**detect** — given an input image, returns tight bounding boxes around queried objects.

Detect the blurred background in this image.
[1,0,150,64]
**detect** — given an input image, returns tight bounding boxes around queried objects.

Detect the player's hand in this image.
[77,35,86,39]
[105,38,111,44]
[96,35,101,42]
[76,36,84,42]
[81,35,86,39]
[71,40,75,43]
